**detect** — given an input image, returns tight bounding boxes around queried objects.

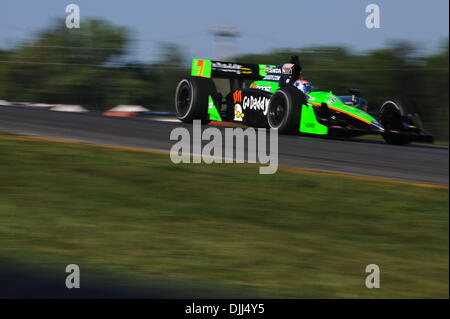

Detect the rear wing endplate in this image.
[191,59,275,80]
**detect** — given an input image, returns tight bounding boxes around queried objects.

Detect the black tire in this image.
[266,86,306,134]
[174,76,216,123]
[379,97,418,145]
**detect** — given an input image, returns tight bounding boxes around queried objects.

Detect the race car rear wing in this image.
[191,58,275,80]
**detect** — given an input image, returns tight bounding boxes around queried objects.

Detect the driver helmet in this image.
[294,78,313,94]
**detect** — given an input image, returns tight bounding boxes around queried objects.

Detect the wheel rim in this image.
[175,82,192,118]
[268,95,286,128]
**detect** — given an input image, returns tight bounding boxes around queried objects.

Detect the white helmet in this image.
[294,78,313,94]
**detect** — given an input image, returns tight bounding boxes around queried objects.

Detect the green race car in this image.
[175,56,433,145]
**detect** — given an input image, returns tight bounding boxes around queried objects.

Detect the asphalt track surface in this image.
[0,105,448,186]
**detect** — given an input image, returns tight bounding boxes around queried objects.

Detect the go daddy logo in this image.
[233,90,270,115]
[242,96,270,115]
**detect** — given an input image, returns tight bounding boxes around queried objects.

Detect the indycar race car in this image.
[174,56,433,145]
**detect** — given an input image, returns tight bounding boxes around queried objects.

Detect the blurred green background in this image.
[0,19,448,140]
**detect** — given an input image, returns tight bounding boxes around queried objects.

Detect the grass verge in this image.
[0,133,448,298]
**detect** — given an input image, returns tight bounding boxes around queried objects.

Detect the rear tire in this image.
[379,97,418,145]
[267,86,305,134]
[175,76,216,123]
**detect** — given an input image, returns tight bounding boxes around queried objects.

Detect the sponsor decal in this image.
[263,74,281,81]
[242,96,270,115]
[240,67,252,74]
[327,97,338,104]
[234,104,245,122]
[282,63,294,74]
[256,85,272,91]
[233,90,243,104]
[212,62,253,75]
[264,65,273,73]
[212,62,242,70]
[250,83,272,91]
[268,68,282,74]
[259,64,276,76]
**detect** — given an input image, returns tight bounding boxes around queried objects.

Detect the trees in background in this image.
[0,19,128,108]
[0,19,447,140]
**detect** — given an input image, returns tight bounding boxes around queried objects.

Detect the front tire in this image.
[267,86,306,134]
[379,97,418,145]
[175,76,216,123]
